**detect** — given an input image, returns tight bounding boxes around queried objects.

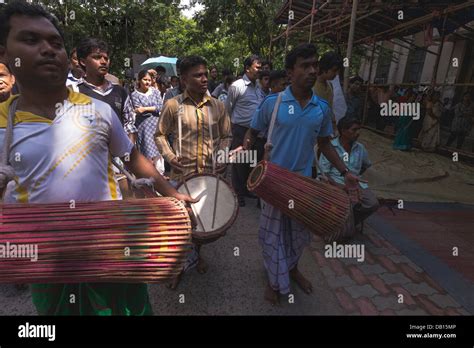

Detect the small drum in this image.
[176,174,238,244]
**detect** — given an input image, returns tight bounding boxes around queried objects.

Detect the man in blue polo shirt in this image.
[244,44,359,305]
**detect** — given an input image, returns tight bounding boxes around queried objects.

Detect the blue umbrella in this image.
[140,56,178,76]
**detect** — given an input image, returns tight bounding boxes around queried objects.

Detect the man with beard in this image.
[0,0,196,315]
[243,44,359,305]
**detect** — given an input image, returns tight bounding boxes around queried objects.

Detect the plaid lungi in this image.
[259,201,311,294]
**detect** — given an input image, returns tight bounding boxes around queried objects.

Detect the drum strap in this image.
[0,98,19,193]
[177,94,185,158]
[264,92,283,160]
[207,104,216,174]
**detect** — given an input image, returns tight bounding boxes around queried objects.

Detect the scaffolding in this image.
[271,0,474,155]
[271,0,474,91]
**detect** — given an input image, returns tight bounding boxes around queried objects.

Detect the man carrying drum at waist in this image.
[243,44,359,305]
[155,55,232,287]
[0,1,196,315]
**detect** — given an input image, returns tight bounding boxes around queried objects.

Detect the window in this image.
[375,46,393,84]
[404,47,427,83]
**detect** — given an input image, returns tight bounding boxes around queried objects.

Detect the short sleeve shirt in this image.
[0,91,133,204]
[318,137,371,189]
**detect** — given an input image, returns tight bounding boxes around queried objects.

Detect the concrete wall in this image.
[359,43,380,83]
[441,39,466,100]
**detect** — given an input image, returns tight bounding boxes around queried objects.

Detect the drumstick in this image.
[111,157,135,182]
[182,179,206,233]
[178,105,183,158]
[211,175,220,229]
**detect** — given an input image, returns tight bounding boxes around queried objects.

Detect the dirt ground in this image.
[359,130,474,204]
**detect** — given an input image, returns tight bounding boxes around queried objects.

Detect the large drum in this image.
[176,174,238,244]
[247,161,351,243]
[0,197,192,283]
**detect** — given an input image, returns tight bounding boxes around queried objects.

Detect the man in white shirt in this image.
[0,1,195,315]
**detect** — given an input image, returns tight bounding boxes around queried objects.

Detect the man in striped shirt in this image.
[155,55,232,286]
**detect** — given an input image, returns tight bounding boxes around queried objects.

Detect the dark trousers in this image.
[231,124,253,197]
[353,188,380,226]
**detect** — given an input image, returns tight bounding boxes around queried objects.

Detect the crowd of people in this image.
[363,83,474,153]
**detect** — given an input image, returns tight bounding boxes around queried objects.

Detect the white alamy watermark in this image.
[324,242,365,262]
[216,148,258,167]
[18,323,55,342]
[0,242,38,262]
[380,101,420,120]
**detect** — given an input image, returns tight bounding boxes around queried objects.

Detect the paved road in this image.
[1,199,472,316]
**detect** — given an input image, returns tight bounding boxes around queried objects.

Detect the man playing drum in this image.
[243,44,359,305]
[0,1,196,315]
[155,55,232,286]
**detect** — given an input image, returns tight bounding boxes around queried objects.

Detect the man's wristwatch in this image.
[340,168,350,177]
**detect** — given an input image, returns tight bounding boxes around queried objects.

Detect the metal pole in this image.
[284,0,293,55]
[343,0,359,93]
[308,0,317,43]
[362,39,376,126]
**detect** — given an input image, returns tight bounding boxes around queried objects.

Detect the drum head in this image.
[177,175,238,238]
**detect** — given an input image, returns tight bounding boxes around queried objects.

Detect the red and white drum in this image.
[176,174,238,244]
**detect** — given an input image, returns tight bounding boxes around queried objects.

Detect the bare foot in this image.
[264,284,279,306]
[166,273,182,290]
[196,257,208,274]
[290,267,313,294]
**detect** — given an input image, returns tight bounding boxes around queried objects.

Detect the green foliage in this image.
[191,0,284,68]
[13,0,366,78]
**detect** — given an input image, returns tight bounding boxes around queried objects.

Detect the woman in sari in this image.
[126,69,165,174]
[419,91,442,152]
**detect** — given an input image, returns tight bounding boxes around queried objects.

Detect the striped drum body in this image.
[0,197,192,283]
[248,161,351,243]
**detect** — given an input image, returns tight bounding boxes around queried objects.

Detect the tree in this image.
[191,0,284,60]
[38,0,182,77]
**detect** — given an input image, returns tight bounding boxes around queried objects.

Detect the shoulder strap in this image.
[265,92,283,147]
[177,94,185,158]
[207,102,217,173]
